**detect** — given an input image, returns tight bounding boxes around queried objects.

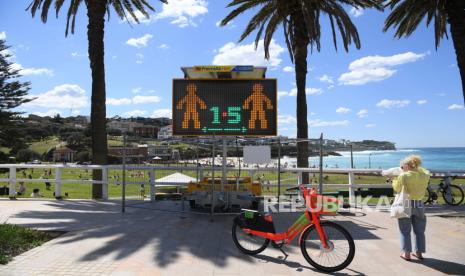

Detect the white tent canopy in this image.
[155,172,196,184]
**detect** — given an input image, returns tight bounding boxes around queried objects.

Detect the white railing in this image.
[1,164,464,204]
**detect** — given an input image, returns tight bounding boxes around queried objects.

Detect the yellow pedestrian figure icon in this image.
[176,83,207,129]
[243,83,273,129]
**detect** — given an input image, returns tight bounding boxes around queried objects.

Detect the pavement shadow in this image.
[254,253,366,275]
[8,200,381,270]
[420,257,465,275]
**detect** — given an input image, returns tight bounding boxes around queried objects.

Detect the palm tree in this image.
[28,0,167,198]
[221,0,382,184]
[384,0,465,104]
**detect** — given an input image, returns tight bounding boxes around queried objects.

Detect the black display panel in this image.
[172,79,277,136]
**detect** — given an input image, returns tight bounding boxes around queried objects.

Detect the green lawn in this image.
[29,137,60,155]
[0,167,463,204]
[0,224,54,264]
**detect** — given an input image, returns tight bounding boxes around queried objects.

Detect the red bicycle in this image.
[232,185,355,273]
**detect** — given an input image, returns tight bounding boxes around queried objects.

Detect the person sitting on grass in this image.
[31,188,42,198]
[140,184,145,198]
[17,182,26,196]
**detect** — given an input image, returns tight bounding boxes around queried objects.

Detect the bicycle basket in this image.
[235,209,276,233]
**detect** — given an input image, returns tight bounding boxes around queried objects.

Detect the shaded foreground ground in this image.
[0,199,464,275]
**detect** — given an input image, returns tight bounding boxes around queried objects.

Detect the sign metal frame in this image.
[172,78,278,137]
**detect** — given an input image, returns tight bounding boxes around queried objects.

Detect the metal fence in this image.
[1,163,464,202]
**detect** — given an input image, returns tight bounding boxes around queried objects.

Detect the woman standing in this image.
[393,155,430,261]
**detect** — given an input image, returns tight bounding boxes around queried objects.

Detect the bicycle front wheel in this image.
[300,221,355,273]
[443,184,464,206]
[423,188,432,204]
[232,220,270,255]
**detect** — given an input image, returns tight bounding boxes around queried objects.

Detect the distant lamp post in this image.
[368,153,372,169]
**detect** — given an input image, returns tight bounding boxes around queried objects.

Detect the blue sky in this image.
[1,0,464,148]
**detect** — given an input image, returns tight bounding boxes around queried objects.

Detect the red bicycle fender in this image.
[298,224,314,246]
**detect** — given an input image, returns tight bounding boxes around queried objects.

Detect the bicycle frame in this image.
[241,186,337,248]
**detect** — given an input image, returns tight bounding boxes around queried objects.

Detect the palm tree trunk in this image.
[87,0,108,199]
[447,0,465,104]
[292,13,310,184]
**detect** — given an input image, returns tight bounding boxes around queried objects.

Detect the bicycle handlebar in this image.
[286,186,300,191]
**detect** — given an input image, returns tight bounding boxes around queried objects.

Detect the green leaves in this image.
[27,0,165,36]
[220,0,383,61]
[383,0,448,49]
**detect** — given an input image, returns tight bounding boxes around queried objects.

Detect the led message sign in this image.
[172,79,277,136]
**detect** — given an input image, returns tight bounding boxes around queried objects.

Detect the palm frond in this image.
[221,0,270,27]
[239,2,274,42]
[263,11,282,59]
[28,0,166,36]
[383,0,448,49]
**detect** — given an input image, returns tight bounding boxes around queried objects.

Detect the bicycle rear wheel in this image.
[442,184,464,206]
[300,221,355,273]
[423,188,432,204]
[232,220,270,255]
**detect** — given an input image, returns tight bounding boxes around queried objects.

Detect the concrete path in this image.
[0,199,464,275]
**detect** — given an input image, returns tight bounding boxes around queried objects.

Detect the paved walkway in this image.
[1,199,464,275]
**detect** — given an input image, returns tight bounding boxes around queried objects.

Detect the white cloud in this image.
[435,92,447,97]
[278,91,289,99]
[289,87,323,96]
[0,31,6,40]
[339,67,396,85]
[132,87,142,94]
[212,39,284,67]
[156,0,208,28]
[365,124,376,128]
[132,95,161,104]
[107,98,132,106]
[71,52,87,58]
[25,84,88,109]
[308,119,350,127]
[158,44,169,49]
[417,100,427,105]
[319,74,334,84]
[448,104,464,110]
[376,99,410,109]
[349,52,426,71]
[126,34,153,48]
[283,66,294,73]
[357,109,368,118]
[124,110,147,117]
[32,109,62,117]
[350,7,364,17]
[11,63,54,76]
[278,115,296,124]
[107,95,161,105]
[151,108,172,118]
[336,107,351,113]
[338,52,426,85]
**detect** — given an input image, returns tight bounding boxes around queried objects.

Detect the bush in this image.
[75,151,90,163]
[0,224,52,264]
[16,149,41,163]
[107,128,122,136]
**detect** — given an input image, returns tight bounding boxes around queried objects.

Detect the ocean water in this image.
[280,148,465,171]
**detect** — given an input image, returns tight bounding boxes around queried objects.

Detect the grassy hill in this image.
[29,137,61,155]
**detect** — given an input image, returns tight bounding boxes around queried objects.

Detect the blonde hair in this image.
[402,155,422,169]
